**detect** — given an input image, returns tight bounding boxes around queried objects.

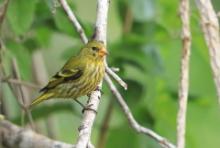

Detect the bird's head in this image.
[79,40,108,61]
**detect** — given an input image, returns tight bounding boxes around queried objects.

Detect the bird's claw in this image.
[82,104,97,114]
[95,87,104,95]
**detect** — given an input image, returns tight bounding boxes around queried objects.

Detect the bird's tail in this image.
[29,92,54,108]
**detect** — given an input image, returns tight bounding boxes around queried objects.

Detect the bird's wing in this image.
[40,68,83,92]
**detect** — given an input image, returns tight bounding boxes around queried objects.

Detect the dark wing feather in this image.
[40,68,83,92]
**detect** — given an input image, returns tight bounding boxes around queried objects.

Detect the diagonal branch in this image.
[195,0,220,104]
[59,0,88,44]
[105,66,127,90]
[177,0,191,147]
[104,74,175,148]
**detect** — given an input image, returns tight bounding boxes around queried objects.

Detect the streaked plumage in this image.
[30,40,107,107]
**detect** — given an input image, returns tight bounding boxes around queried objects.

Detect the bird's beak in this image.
[99,47,108,57]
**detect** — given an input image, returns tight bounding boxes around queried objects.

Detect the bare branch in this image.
[106,67,127,90]
[0,119,74,148]
[75,0,110,147]
[195,0,220,103]
[177,0,191,148]
[59,0,88,44]
[104,74,176,148]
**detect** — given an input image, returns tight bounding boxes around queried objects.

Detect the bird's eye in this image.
[92,47,99,51]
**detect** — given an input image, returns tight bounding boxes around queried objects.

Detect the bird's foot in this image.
[86,87,103,99]
[95,86,104,95]
[82,104,97,114]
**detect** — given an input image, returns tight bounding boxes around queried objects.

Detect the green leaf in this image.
[7,0,37,35]
[35,27,53,47]
[6,41,32,80]
[186,101,220,147]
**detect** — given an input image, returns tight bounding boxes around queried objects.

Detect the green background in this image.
[1,0,220,147]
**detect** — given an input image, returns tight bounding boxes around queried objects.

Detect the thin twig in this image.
[0,68,8,117]
[0,48,6,116]
[0,49,19,99]
[195,0,220,103]
[106,67,127,90]
[1,77,41,89]
[0,0,9,27]
[104,74,176,148]
[177,0,191,147]
[0,0,9,118]
[110,67,120,72]
[11,58,35,129]
[59,0,88,44]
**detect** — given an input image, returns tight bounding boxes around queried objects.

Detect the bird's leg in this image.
[74,99,86,108]
[81,86,103,114]
[86,87,103,99]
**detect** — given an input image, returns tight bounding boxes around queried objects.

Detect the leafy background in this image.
[1,0,220,147]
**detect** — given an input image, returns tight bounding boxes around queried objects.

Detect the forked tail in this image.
[29,92,54,108]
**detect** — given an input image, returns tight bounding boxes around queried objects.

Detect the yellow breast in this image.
[54,62,105,99]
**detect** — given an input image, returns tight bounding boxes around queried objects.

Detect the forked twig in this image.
[11,58,35,129]
[104,74,175,148]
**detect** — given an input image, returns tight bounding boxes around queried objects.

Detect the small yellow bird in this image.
[30,40,107,107]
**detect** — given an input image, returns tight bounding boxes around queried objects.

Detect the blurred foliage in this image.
[1,0,220,147]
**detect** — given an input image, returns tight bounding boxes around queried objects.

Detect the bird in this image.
[30,40,108,108]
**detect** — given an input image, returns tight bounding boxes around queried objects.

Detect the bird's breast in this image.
[56,62,105,98]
